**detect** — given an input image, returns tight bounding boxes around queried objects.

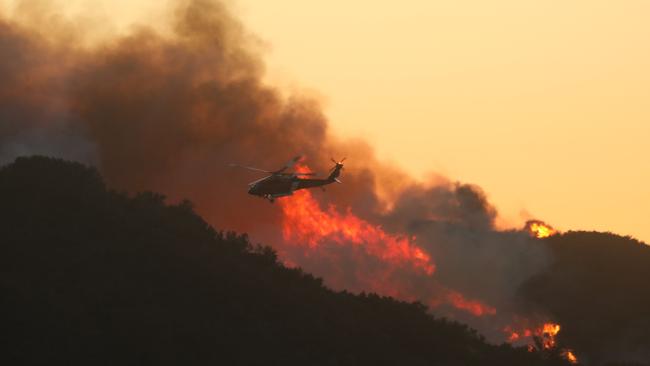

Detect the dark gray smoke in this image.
[0,0,551,342]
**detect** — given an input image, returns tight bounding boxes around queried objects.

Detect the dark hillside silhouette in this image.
[520,232,650,366]
[1,156,571,365]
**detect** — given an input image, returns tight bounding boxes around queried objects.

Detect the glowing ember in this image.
[507,331,519,342]
[504,322,560,349]
[503,325,532,343]
[527,344,535,353]
[562,350,578,364]
[280,189,435,275]
[505,321,578,363]
[540,322,561,349]
[525,220,558,238]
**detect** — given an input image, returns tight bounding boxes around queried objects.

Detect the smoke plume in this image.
[0,0,552,343]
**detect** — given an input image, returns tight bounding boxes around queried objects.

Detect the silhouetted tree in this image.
[0,156,575,365]
[520,231,650,366]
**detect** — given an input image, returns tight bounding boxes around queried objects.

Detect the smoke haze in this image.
[0,0,552,342]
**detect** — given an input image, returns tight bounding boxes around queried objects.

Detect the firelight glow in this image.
[236,0,650,243]
[2,0,648,242]
[280,187,499,317]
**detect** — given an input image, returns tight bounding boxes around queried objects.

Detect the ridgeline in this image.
[520,231,650,365]
[0,156,589,365]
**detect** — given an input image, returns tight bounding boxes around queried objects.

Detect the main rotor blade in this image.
[248,175,272,186]
[273,155,304,174]
[229,163,273,174]
[283,155,303,170]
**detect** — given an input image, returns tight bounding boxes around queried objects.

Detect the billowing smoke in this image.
[0,0,552,343]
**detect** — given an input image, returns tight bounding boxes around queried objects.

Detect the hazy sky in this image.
[241,0,650,242]
[3,0,649,241]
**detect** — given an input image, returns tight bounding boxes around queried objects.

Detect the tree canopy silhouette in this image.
[1,156,573,365]
[519,231,650,366]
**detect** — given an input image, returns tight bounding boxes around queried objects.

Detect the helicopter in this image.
[230,156,345,203]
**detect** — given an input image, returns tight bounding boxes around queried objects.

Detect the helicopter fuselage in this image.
[248,175,336,200]
[247,163,343,202]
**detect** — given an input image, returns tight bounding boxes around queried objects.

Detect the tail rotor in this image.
[329,157,346,171]
[328,157,346,183]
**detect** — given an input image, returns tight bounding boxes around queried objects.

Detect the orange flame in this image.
[279,187,499,317]
[503,325,532,343]
[445,290,497,316]
[525,220,558,238]
[562,350,579,364]
[504,322,560,349]
[527,344,535,353]
[505,321,578,363]
[540,322,561,349]
[280,189,435,275]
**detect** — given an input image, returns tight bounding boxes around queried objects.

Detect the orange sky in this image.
[3,0,649,242]
[238,0,650,242]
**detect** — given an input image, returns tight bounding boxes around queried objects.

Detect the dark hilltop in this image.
[0,155,579,366]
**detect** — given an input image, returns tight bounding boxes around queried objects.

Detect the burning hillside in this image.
[0,0,551,335]
[279,188,497,318]
[526,220,559,239]
[3,1,649,364]
[277,186,577,360]
[505,322,578,364]
[280,189,435,275]
[0,156,578,366]
[0,0,558,344]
